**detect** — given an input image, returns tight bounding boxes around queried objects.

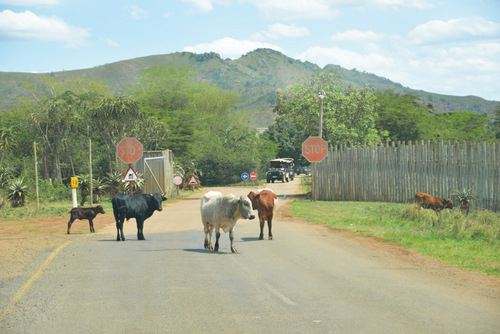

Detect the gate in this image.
[135,150,175,198]
[144,157,165,194]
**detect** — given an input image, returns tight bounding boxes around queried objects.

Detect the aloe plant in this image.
[452,188,478,215]
[7,177,29,208]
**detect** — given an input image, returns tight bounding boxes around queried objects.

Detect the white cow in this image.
[201,191,255,253]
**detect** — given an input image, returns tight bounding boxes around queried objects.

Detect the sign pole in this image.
[128,164,133,196]
[33,142,40,211]
[70,177,79,208]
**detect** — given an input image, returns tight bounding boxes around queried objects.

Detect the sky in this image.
[1,0,499,101]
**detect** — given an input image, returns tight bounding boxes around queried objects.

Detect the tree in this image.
[0,125,17,169]
[492,103,500,140]
[374,90,429,142]
[17,76,109,179]
[273,71,382,148]
[427,111,494,142]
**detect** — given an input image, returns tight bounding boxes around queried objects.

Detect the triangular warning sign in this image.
[122,166,138,182]
[187,174,199,186]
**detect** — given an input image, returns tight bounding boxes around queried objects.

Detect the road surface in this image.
[1,177,499,333]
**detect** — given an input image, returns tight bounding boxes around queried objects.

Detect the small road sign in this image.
[187,174,199,186]
[302,136,328,162]
[122,166,138,182]
[117,137,143,164]
[250,172,257,180]
[241,172,249,181]
[173,175,184,186]
[70,177,79,189]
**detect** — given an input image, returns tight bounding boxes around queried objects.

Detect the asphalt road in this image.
[1,177,499,333]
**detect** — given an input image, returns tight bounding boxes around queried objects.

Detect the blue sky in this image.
[1,0,499,101]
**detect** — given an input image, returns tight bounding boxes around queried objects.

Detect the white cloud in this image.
[240,0,338,20]
[105,38,120,47]
[331,30,385,42]
[183,37,285,59]
[252,23,309,40]
[0,10,90,48]
[410,16,500,45]
[296,37,500,99]
[127,5,149,20]
[182,0,214,13]
[0,0,60,5]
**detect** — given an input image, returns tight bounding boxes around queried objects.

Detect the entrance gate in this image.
[144,157,165,194]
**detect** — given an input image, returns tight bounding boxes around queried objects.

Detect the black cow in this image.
[111,193,167,241]
[67,205,105,234]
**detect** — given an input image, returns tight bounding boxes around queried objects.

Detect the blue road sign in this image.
[241,172,249,181]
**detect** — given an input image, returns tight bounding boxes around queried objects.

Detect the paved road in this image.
[1,177,499,333]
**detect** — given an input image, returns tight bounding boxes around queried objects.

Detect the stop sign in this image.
[302,136,328,162]
[117,137,143,164]
[250,172,257,180]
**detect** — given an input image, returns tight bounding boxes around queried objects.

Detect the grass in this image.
[290,199,500,277]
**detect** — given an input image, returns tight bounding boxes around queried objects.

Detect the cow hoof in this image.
[231,249,238,253]
[259,235,264,240]
[138,236,145,240]
[269,236,273,240]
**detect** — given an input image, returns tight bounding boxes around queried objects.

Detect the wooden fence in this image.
[313,141,500,212]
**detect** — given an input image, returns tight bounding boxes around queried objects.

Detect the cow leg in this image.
[214,229,221,252]
[67,217,75,234]
[267,215,273,240]
[137,219,145,240]
[204,222,214,250]
[259,212,265,240]
[229,230,238,253]
[89,218,95,233]
[116,218,126,241]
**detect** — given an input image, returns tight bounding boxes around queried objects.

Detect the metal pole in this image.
[89,138,93,206]
[318,91,325,138]
[33,142,40,211]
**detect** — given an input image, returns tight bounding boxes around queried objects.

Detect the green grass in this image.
[290,200,500,277]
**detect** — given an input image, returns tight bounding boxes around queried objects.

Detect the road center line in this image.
[264,283,297,306]
[0,240,72,324]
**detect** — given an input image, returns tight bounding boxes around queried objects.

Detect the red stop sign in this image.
[302,136,328,162]
[117,137,143,164]
[250,172,257,180]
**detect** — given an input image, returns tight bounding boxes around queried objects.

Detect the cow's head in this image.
[239,196,255,220]
[151,193,168,211]
[96,205,105,214]
[247,191,259,210]
[443,198,453,209]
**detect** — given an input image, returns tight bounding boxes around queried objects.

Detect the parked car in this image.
[295,166,310,175]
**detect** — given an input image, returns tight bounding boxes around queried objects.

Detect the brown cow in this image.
[415,192,453,213]
[247,189,278,240]
[67,205,105,234]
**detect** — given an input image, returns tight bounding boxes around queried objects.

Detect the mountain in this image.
[0,49,497,127]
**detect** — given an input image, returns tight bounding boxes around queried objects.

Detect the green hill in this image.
[0,49,497,127]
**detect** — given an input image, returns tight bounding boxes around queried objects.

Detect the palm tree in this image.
[77,174,92,206]
[92,178,105,203]
[0,167,14,208]
[0,125,17,169]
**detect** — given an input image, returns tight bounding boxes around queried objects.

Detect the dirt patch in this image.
[0,214,117,280]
